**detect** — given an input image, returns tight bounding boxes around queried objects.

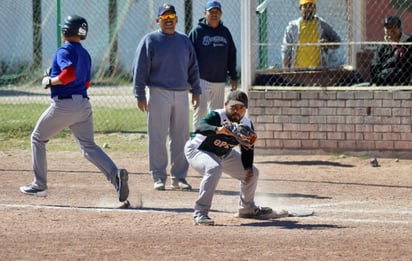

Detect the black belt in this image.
[54,94,89,100]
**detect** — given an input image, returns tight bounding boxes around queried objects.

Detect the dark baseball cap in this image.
[384,16,401,27]
[226,90,248,108]
[158,3,176,17]
[205,0,222,11]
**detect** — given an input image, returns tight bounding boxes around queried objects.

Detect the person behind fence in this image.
[188,0,238,131]
[20,15,129,203]
[281,0,341,69]
[185,90,273,225]
[132,3,201,191]
[370,16,412,86]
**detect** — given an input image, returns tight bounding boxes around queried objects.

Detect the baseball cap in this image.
[384,16,401,27]
[226,90,248,108]
[300,0,316,5]
[158,3,176,17]
[205,0,222,11]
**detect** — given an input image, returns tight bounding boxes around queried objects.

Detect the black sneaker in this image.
[237,206,273,218]
[20,184,47,197]
[117,169,129,202]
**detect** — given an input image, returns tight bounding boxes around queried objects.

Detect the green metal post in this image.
[258,0,267,69]
[184,0,193,35]
[56,0,61,47]
[32,0,42,70]
[108,0,118,76]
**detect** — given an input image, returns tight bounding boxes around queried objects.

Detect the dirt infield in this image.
[1,151,412,260]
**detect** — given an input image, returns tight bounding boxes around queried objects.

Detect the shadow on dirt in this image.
[256,191,331,199]
[0,169,149,176]
[128,207,234,215]
[31,204,197,214]
[239,220,345,229]
[136,207,195,213]
[213,189,331,199]
[256,160,354,168]
[259,178,412,190]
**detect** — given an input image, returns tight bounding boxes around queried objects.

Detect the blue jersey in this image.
[50,41,91,98]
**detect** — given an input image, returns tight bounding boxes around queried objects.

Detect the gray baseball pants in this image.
[192,79,225,131]
[30,95,119,190]
[184,141,259,217]
[147,87,189,182]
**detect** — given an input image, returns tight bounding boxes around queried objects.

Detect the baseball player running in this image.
[19,15,129,203]
[185,90,272,225]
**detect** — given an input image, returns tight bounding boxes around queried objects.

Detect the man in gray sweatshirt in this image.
[133,3,201,191]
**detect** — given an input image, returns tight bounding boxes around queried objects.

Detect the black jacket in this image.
[371,35,412,86]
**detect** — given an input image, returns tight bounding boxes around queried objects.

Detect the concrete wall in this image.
[249,87,412,156]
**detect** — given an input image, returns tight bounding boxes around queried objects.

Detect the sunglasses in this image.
[159,13,176,20]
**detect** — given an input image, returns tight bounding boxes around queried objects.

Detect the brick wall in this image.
[249,87,412,155]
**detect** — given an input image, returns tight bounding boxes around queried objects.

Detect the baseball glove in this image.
[224,122,257,149]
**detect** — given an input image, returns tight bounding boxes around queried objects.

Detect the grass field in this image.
[0,103,148,152]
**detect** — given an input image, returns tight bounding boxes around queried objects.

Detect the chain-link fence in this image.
[0,0,242,133]
[0,0,411,134]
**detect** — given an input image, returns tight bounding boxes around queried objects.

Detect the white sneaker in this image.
[171,178,192,191]
[20,184,47,197]
[237,206,273,218]
[154,179,165,190]
[193,215,214,226]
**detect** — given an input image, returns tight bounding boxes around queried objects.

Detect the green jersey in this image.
[190,108,255,170]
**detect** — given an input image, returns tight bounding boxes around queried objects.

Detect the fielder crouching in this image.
[185,90,272,225]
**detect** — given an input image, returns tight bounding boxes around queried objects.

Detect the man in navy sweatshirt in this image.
[188,0,237,131]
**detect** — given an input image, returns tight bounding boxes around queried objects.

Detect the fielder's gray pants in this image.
[185,141,259,217]
[31,95,119,190]
[192,79,225,131]
[147,87,189,182]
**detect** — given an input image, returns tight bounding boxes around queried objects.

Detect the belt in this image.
[53,94,89,100]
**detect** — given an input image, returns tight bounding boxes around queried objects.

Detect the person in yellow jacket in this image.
[281,0,341,69]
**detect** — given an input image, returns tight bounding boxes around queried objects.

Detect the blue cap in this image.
[205,0,222,11]
[158,3,176,17]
